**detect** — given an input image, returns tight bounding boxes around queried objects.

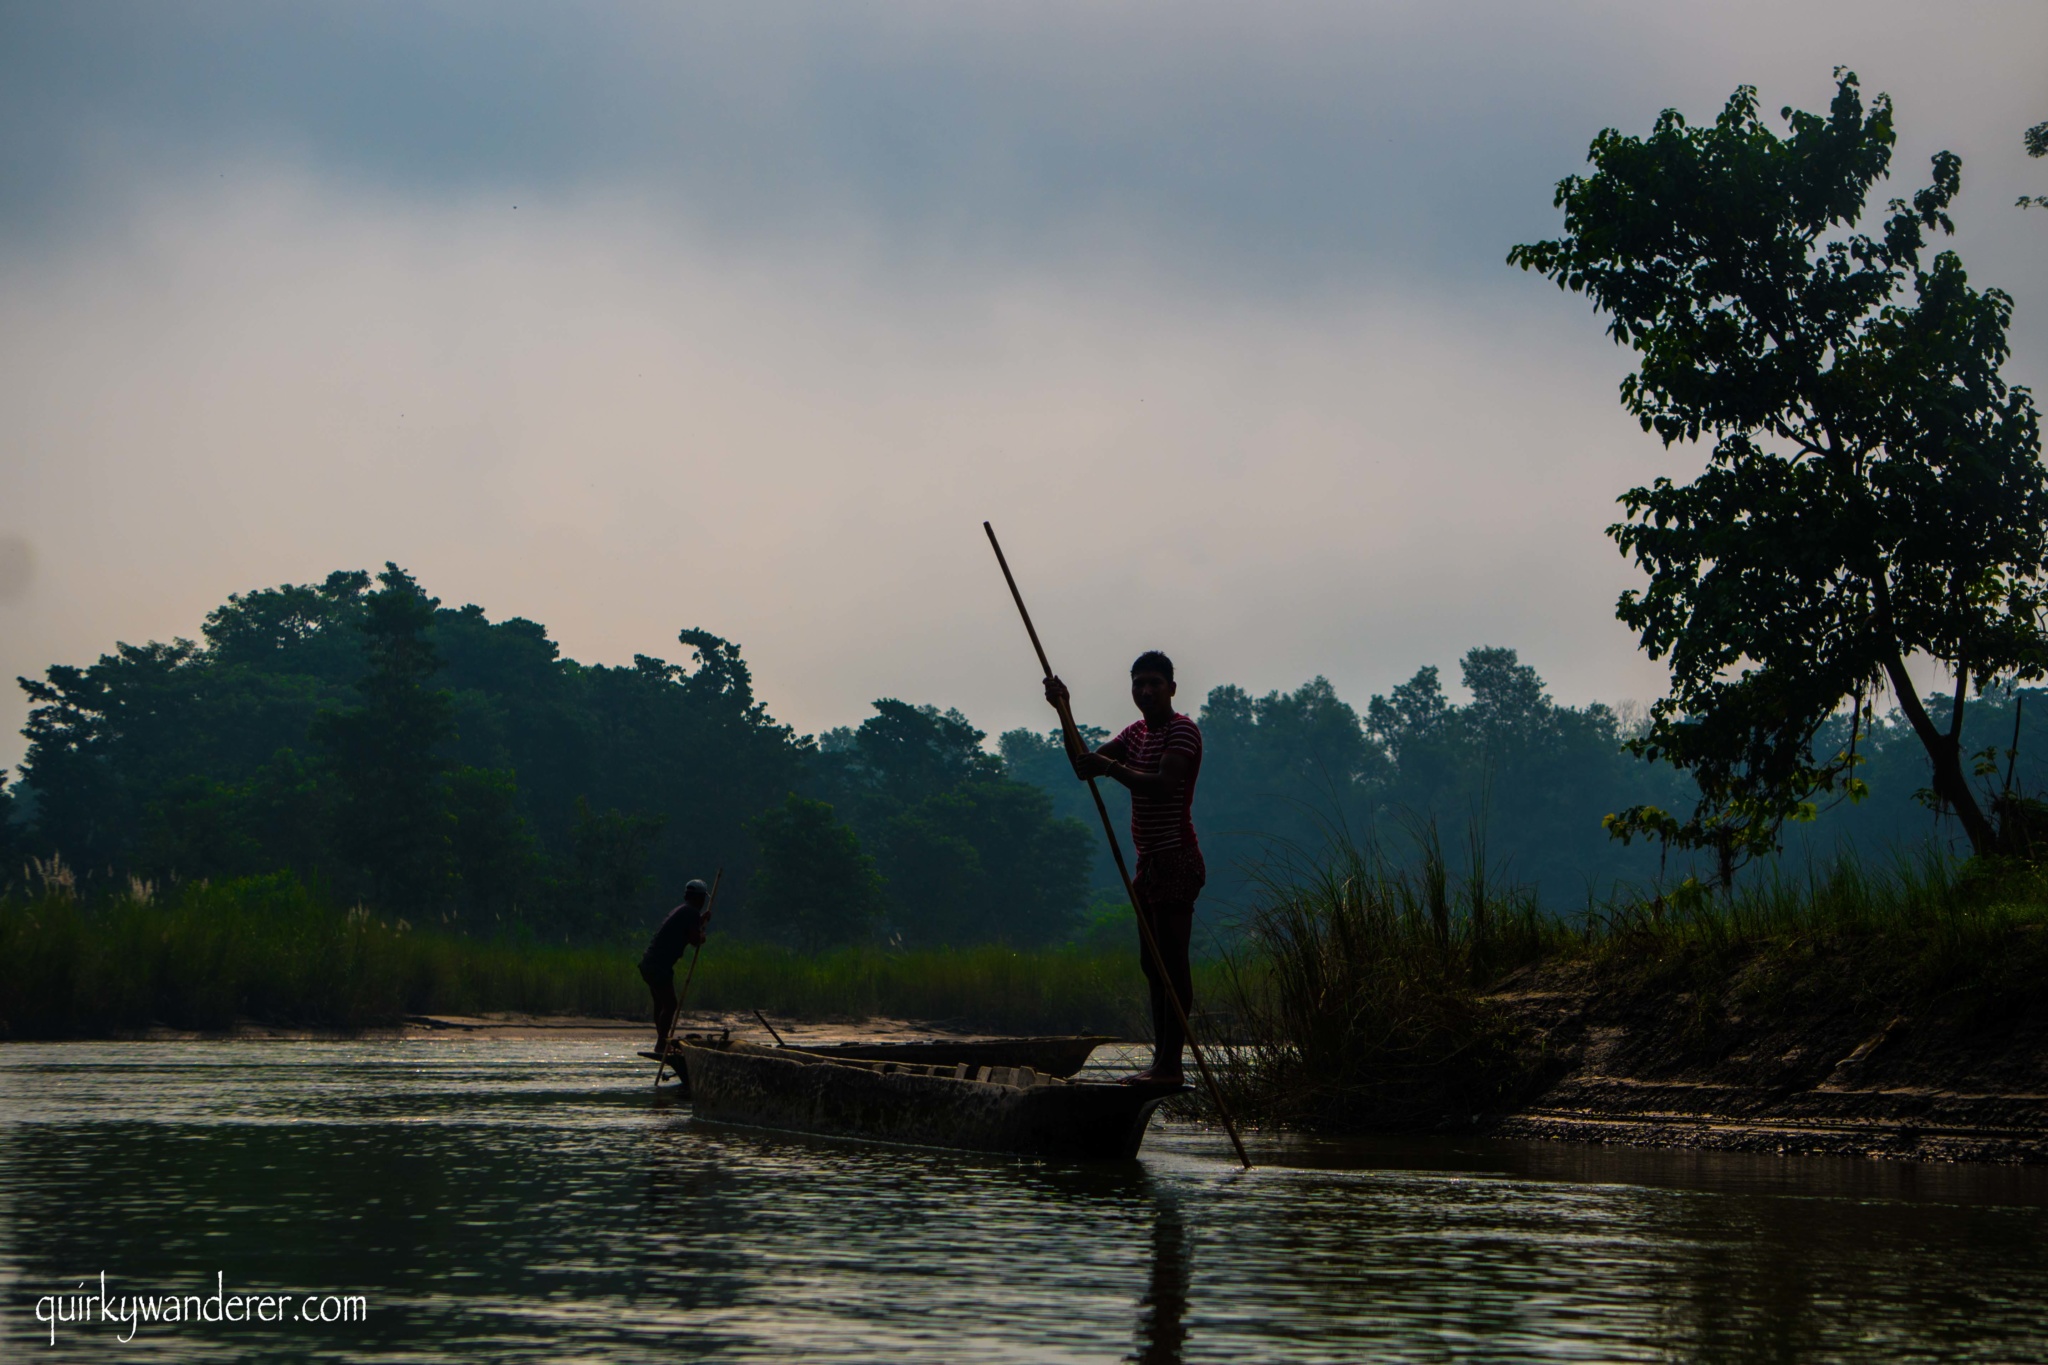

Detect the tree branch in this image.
[1883,655,1946,755]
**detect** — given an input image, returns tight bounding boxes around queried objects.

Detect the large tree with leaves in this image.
[314,564,458,911]
[1509,72,2047,869]
[2021,118,2047,211]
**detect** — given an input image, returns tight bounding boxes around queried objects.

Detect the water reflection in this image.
[2,1041,2046,1363]
[1130,1187,1187,1365]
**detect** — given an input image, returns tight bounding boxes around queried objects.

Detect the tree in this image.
[1366,666,1460,817]
[447,766,538,927]
[807,700,1093,941]
[877,783,1092,947]
[314,565,457,911]
[0,768,23,884]
[747,794,886,951]
[565,630,806,927]
[2021,119,2047,211]
[12,565,812,929]
[876,806,985,946]
[17,639,211,867]
[821,699,1000,813]
[1509,72,2047,869]
[1460,648,1552,750]
[551,797,665,941]
[1366,667,1450,763]
[996,723,1114,890]
[202,571,370,676]
[1197,678,1387,908]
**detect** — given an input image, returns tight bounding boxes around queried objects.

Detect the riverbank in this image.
[1222,844,2048,1163]
[14,857,2048,1165]
[1484,942,2048,1163]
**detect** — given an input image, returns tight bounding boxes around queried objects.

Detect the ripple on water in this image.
[3,1040,2046,1362]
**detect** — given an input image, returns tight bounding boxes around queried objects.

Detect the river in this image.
[3,1039,2045,1361]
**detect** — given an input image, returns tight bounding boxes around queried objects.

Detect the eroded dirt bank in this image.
[1485,940,2048,1163]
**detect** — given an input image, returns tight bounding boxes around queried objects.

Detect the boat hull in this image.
[679,1042,1182,1160]
[645,1034,1115,1099]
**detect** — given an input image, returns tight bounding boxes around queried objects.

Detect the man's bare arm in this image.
[1042,674,1187,791]
[1102,746,1191,798]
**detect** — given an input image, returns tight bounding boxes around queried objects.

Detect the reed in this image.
[0,871,1221,1038]
[1221,832,2048,1133]
[1217,828,1564,1130]
[1575,849,2048,1051]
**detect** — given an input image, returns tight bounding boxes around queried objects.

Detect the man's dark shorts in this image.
[1133,845,1206,908]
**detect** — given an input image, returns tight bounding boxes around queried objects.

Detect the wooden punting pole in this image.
[983,521,1253,1170]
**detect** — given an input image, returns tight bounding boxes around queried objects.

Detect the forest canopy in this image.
[6,566,2041,945]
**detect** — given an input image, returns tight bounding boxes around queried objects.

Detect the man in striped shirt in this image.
[1044,650,1203,1085]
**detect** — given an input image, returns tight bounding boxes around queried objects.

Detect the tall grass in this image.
[1578,849,2048,1047]
[0,872,1207,1039]
[1221,829,1566,1130]
[1222,832,2048,1133]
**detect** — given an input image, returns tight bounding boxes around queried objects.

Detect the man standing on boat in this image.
[640,879,712,1048]
[1044,651,1203,1085]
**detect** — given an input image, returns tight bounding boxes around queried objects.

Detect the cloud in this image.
[0,168,1679,762]
[6,3,2044,302]
[1,1,2044,770]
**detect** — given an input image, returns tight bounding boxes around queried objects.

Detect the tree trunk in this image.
[1883,655,1998,856]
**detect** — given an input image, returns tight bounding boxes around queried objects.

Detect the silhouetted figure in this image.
[640,879,712,1047]
[1046,650,1204,1084]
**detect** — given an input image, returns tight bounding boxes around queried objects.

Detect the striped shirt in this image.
[1101,713,1202,855]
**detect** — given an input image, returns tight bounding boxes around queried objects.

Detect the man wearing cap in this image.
[641,879,713,1048]
[1043,650,1204,1085]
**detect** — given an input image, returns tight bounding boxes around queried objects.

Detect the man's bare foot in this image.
[1121,1068,1185,1086]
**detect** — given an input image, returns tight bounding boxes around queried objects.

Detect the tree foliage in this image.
[16,565,2031,946]
[812,701,1092,946]
[9,570,1094,945]
[12,568,805,938]
[1509,71,2048,870]
[999,649,1688,920]
[314,565,457,913]
[2021,118,2047,210]
[746,794,887,951]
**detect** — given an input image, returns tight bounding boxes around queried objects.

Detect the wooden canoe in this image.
[775,1035,1113,1077]
[676,1039,1184,1160]
[642,1033,1115,1098]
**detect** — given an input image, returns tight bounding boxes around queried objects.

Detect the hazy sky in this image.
[2,2,2043,767]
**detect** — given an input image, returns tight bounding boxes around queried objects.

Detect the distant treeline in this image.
[2,566,2041,946]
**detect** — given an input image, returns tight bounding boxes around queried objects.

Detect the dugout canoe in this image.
[675,1039,1184,1160]
[778,1035,1114,1076]
[642,1033,1115,1098]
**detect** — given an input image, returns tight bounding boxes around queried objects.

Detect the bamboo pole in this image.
[983,521,1253,1170]
[654,867,723,1086]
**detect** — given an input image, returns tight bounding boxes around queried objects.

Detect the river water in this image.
[3,1040,2046,1362]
